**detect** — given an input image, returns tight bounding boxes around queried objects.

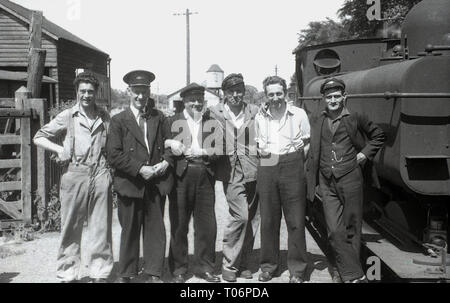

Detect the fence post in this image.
[27,11,46,99]
[15,87,32,224]
[29,98,49,214]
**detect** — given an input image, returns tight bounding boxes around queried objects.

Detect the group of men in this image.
[33,69,385,283]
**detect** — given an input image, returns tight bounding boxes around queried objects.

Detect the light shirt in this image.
[255,102,310,155]
[224,103,245,129]
[183,109,202,150]
[130,105,150,153]
[33,103,108,166]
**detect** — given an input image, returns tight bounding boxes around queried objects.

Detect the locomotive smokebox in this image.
[401,0,450,57]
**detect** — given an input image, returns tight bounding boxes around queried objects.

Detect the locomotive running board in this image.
[307,194,450,282]
[362,220,450,281]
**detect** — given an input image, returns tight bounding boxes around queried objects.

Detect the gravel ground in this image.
[0,182,332,283]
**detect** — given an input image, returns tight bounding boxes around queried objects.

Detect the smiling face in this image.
[224,83,245,107]
[265,83,286,108]
[324,88,346,113]
[77,82,96,109]
[183,93,205,118]
[128,85,150,112]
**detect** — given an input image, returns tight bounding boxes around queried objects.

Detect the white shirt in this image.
[224,103,245,129]
[255,103,310,155]
[183,109,202,150]
[130,105,150,153]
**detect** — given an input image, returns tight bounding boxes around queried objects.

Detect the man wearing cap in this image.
[107,70,174,283]
[209,73,260,282]
[306,78,385,283]
[34,72,113,283]
[255,76,311,283]
[164,83,222,283]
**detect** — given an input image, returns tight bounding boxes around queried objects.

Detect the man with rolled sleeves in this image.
[165,83,222,283]
[255,76,311,283]
[33,71,113,283]
[306,78,385,283]
[107,70,173,283]
[209,73,260,282]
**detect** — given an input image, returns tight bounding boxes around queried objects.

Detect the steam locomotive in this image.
[294,0,450,281]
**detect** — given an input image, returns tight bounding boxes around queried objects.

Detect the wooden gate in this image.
[0,87,47,230]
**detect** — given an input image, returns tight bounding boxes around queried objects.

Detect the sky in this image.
[12,0,346,94]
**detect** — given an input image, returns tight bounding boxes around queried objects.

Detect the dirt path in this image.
[0,182,332,283]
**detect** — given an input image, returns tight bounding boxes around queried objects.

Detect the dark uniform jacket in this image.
[106,107,174,198]
[306,110,385,202]
[167,111,222,178]
[209,103,259,183]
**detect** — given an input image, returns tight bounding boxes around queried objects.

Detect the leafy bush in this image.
[34,185,61,232]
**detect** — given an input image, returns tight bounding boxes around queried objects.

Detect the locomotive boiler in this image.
[295,0,450,280]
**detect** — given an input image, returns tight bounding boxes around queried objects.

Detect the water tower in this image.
[206,64,224,95]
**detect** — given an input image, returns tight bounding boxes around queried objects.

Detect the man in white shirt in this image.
[165,83,222,283]
[255,76,311,283]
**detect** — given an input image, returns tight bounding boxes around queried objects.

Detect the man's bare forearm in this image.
[34,137,64,155]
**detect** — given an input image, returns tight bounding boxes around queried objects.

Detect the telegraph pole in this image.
[275,65,278,76]
[174,9,198,85]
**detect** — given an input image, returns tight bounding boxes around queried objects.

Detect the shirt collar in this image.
[183,109,202,124]
[224,103,245,119]
[322,107,350,120]
[130,104,142,120]
[71,102,107,119]
[263,101,294,119]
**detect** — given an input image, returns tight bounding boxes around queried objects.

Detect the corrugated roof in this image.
[207,64,224,73]
[0,0,108,55]
[0,70,57,83]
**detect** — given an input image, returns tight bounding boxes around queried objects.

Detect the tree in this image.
[298,18,351,46]
[338,0,422,38]
[244,85,266,105]
[111,88,128,109]
[297,0,422,43]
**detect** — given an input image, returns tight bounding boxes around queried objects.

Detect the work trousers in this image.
[257,150,309,277]
[222,161,259,273]
[169,164,217,275]
[117,187,166,278]
[57,164,113,281]
[319,166,365,281]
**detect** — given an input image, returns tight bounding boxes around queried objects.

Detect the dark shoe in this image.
[145,275,163,283]
[222,269,237,282]
[332,273,343,283]
[289,275,304,283]
[92,278,108,283]
[173,274,186,283]
[258,271,272,282]
[199,272,221,283]
[60,279,78,283]
[238,270,253,279]
[330,268,343,283]
[116,277,131,283]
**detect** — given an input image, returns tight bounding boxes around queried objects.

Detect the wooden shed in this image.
[0,0,111,108]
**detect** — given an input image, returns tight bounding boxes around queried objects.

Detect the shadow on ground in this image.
[0,272,19,283]
[106,249,331,283]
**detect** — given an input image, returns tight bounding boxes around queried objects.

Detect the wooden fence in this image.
[0,87,48,230]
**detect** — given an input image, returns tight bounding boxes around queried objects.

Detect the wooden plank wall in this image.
[0,9,57,67]
[57,39,109,103]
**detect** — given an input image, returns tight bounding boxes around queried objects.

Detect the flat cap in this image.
[222,73,244,91]
[123,70,155,87]
[180,83,205,98]
[320,78,346,94]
